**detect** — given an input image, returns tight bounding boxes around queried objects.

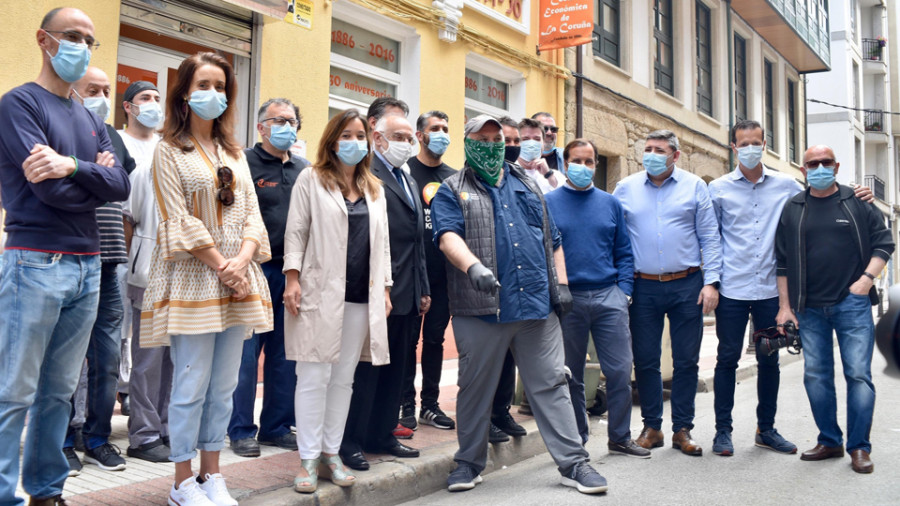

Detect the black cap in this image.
[123,81,158,103]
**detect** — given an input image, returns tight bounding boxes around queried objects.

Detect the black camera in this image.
[753,322,802,356]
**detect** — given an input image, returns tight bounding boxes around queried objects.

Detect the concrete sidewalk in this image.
[34,320,790,505]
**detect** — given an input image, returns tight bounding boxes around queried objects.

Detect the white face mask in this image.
[381,140,415,168]
[83,96,110,122]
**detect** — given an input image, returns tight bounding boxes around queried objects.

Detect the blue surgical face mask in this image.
[642,152,670,177]
[806,166,836,190]
[520,140,542,162]
[268,123,298,151]
[336,140,369,166]
[426,131,450,155]
[82,96,110,122]
[133,102,162,128]
[737,145,764,169]
[565,162,594,189]
[45,33,91,83]
[188,89,228,121]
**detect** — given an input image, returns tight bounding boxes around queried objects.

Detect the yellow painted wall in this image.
[1,0,565,170]
[1,2,121,99]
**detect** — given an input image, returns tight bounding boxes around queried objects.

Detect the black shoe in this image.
[489,423,510,444]
[83,443,126,471]
[608,439,652,459]
[399,402,417,430]
[385,442,420,458]
[492,412,526,437]
[230,437,261,458]
[126,438,170,463]
[63,447,81,477]
[420,404,455,430]
[73,431,85,453]
[117,393,130,417]
[258,432,298,451]
[340,451,369,471]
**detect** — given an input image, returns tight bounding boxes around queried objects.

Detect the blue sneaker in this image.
[712,430,734,456]
[448,463,483,492]
[755,428,798,454]
[560,462,608,494]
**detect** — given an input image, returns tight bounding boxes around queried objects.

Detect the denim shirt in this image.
[431,167,562,322]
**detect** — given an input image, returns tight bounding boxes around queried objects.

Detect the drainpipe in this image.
[726,0,734,170]
[576,45,584,138]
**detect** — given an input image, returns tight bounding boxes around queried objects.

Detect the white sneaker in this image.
[168,476,215,506]
[199,473,238,506]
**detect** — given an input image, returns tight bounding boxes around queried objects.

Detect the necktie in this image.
[392,167,414,207]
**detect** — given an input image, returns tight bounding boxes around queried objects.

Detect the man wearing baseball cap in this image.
[119,80,170,463]
[429,115,607,494]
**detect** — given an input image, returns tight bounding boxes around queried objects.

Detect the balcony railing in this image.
[862,38,885,62]
[864,174,885,202]
[865,111,885,132]
[731,0,830,72]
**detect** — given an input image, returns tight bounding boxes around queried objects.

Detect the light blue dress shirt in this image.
[613,167,722,285]
[709,166,803,300]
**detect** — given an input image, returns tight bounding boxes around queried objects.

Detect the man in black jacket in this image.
[775,144,894,475]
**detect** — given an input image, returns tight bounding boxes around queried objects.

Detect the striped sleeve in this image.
[151,143,215,261]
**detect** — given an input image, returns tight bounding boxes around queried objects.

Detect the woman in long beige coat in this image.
[282,109,391,493]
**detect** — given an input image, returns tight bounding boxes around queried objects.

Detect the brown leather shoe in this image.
[671,428,703,456]
[635,426,664,449]
[800,444,844,461]
[850,449,874,474]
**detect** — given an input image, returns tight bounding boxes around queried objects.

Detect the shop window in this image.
[464,53,525,122]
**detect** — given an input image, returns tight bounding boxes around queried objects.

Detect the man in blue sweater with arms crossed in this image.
[0,7,130,505]
[546,139,650,458]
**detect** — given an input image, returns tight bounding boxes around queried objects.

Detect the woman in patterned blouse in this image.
[141,52,272,506]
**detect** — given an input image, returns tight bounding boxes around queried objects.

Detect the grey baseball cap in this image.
[464,114,502,136]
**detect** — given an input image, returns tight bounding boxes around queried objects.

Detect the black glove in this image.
[467,262,500,295]
[555,284,573,317]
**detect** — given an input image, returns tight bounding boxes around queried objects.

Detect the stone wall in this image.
[564,78,731,191]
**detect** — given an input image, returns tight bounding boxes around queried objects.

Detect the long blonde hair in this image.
[314,109,381,199]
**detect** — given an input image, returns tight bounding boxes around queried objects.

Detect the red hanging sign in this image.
[538,0,594,50]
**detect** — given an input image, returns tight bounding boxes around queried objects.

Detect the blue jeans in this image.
[65,263,123,450]
[169,327,246,462]
[228,261,296,441]
[630,270,703,432]
[561,285,634,444]
[713,296,780,432]
[0,251,100,504]
[796,293,876,452]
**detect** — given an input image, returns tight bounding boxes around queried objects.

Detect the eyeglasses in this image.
[262,117,299,128]
[544,126,559,134]
[43,30,100,50]
[217,166,235,206]
[804,159,835,169]
[384,132,417,145]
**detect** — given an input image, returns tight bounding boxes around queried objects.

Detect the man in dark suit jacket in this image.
[340,113,430,469]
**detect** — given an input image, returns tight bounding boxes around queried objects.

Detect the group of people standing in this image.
[0,7,891,506]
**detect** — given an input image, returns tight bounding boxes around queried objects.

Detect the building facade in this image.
[567,0,830,191]
[2,0,570,169]
[807,0,897,284]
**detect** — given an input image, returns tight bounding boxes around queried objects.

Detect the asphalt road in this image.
[403,348,899,506]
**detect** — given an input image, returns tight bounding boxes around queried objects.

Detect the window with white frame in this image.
[463,54,525,123]
[328,2,419,118]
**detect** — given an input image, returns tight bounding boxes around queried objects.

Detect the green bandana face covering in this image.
[464,138,505,186]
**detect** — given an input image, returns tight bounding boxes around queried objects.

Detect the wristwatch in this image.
[863,272,876,281]
[544,170,553,179]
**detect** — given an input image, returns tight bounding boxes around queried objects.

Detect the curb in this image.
[241,420,548,506]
